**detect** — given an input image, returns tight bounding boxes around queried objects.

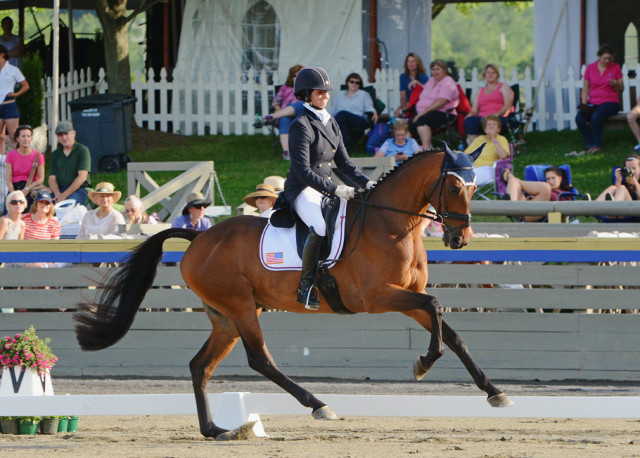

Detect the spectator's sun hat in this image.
[34,189,54,204]
[55,121,74,134]
[88,182,122,204]
[243,183,278,207]
[182,192,211,215]
[264,176,285,193]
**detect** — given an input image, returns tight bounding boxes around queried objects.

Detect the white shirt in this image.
[0,62,24,102]
[304,103,331,126]
[77,209,126,239]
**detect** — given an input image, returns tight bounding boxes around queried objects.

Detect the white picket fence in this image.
[43,64,640,137]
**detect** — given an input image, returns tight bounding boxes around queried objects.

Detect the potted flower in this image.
[0,326,57,396]
[0,416,19,435]
[18,416,41,435]
[40,416,60,434]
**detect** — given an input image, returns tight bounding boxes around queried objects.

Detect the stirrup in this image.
[298,285,320,311]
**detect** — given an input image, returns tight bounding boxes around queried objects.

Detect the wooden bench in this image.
[0,238,639,381]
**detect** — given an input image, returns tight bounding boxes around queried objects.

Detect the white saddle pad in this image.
[260,197,347,271]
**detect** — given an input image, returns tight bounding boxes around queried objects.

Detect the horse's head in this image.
[432,143,483,249]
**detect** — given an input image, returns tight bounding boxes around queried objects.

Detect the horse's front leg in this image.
[412,295,445,380]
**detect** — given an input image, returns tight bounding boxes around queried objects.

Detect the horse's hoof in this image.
[413,358,428,381]
[214,421,257,441]
[487,393,514,408]
[312,405,338,420]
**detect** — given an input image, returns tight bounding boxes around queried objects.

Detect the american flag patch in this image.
[265,252,284,264]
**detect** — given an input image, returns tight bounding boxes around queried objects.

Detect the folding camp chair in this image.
[595,166,640,223]
[473,144,514,200]
[524,163,580,200]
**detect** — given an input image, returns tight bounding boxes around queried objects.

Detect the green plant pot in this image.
[40,418,59,435]
[67,416,79,432]
[19,421,39,435]
[1,419,20,434]
[57,417,69,432]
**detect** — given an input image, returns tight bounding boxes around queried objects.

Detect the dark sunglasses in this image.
[191,204,206,209]
[17,124,32,130]
[348,80,361,85]
[9,199,26,205]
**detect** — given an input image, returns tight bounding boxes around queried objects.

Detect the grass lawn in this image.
[86,124,638,222]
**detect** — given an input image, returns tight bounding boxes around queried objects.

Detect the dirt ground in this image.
[1,378,640,457]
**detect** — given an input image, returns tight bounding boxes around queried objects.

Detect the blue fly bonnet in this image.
[441,143,484,186]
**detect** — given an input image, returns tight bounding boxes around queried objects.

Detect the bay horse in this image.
[74,146,513,440]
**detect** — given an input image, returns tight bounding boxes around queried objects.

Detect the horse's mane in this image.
[371,147,443,189]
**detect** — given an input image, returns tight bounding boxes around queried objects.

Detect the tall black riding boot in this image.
[297,227,324,310]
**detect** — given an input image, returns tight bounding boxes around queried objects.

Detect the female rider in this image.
[274,67,375,310]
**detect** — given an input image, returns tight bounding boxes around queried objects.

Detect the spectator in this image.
[575,45,623,155]
[264,175,285,193]
[627,97,640,152]
[0,44,28,155]
[501,166,575,222]
[123,195,157,224]
[595,154,640,202]
[395,52,429,118]
[330,72,377,149]
[465,115,510,187]
[171,191,211,231]
[0,190,25,239]
[48,121,91,205]
[409,59,459,150]
[0,17,23,69]
[23,189,60,240]
[463,64,514,144]
[374,119,420,164]
[76,182,125,239]
[243,183,278,218]
[5,124,44,209]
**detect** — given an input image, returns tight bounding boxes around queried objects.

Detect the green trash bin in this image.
[67,94,136,173]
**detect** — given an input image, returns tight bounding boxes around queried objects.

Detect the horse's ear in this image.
[443,142,456,160]
[469,143,485,162]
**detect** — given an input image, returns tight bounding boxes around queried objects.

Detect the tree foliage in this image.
[432,2,534,77]
[16,52,44,127]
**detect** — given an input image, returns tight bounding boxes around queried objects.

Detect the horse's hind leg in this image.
[441,319,513,407]
[189,308,241,438]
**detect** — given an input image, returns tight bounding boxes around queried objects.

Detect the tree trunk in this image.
[94,0,132,94]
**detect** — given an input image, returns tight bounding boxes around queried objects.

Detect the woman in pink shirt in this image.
[5,124,44,208]
[575,45,623,154]
[409,59,459,150]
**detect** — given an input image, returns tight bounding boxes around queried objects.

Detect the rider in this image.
[275,67,376,310]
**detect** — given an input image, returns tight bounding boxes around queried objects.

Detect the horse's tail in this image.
[73,228,200,351]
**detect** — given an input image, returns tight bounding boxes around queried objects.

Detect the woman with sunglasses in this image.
[330,72,378,149]
[0,190,25,239]
[271,67,375,310]
[171,191,211,231]
[23,189,60,240]
[6,125,44,207]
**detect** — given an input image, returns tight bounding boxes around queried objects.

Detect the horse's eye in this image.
[448,185,460,194]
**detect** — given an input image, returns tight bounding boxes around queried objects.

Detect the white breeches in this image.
[293,186,326,236]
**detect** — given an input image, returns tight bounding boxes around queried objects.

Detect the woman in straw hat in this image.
[77,182,125,239]
[243,183,278,218]
[171,191,211,231]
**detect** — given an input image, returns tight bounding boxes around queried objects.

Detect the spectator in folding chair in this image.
[374,119,420,164]
[595,154,640,202]
[627,97,640,152]
[464,115,510,189]
[408,59,458,150]
[255,65,305,160]
[243,183,279,218]
[395,52,429,118]
[330,72,378,149]
[171,192,211,231]
[463,64,514,145]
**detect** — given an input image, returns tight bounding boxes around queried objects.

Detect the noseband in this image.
[427,169,473,238]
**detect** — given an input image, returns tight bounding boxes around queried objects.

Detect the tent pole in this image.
[67,0,74,75]
[51,0,60,149]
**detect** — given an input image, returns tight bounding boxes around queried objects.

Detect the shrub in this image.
[16,52,44,128]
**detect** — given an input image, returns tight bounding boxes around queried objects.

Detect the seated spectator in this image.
[575,45,623,155]
[23,189,60,240]
[264,175,285,194]
[244,183,278,218]
[5,124,44,209]
[330,73,377,149]
[627,97,640,152]
[395,52,429,118]
[123,195,157,224]
[595,154,640,202]
[463,64,514,144]
[172,192,211,231]
[0,190,25,239]
[374,119,420,164]
[48,121,91,205]
[77,182,125,239]
[465,115,510,187]
[409,59,459,150]
[501,166,574,222]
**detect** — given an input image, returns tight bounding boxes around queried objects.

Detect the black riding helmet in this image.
[293,67,335,101]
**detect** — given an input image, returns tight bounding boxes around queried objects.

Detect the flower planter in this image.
[40,418,59,434]
[57,417,69,432]
[0,366,54,396]
[19,421,39,435]
[67,416,79,432]
[1,419,19,434]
